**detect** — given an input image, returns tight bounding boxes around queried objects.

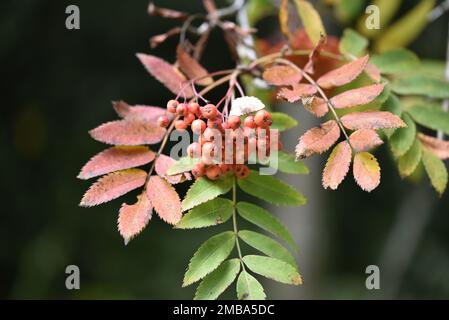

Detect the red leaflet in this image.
[78,146,156,180]
[418,133,449,160]
[296,120,340,159]
[330,84,385,109]
[262,66,303,86]
[278,83,317,103]
[80,169,147,207]
[322,141,352,190]
[341,111,406,130]
[136,53,194,97]
[353,152,381,192]
[304,35,327,74]
[349,129,383,152]
[303,97,329,117]
[89,120,166,146]
[155,154,192,184]
[113,101,173,123]
[365,63,381,83]
[118,193,153,245]
[146,176,182,225]
[176,45,213,86]
[317,55,369,89]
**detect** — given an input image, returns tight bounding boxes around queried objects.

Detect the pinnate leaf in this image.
[341,111,406,130]
[238,230,297,268]
[317,55,369,89]
[78,146,155,180]
[237,171,306,206]
[236,202,298,251]
[422,149,448,195]
[136,53,193,97]
[277,84,317,103]
[194,259,240,300]
[183,231,235,286]
[322,141,352,190]
[392,75,449,99]
[89,120,166,146]
[118,193,153,245]
[166,156,199,175]
[146,175,182,225]
[176,45,213,86]
[80,169,147,207]
[330,84,385,109]
[353,152,381,192]
[236,271,266,300]
[182,175,233,211]
[263,66,302,86]
[242,255,302,285]
[349,129,383,152]
[418,133,449,160]
[370,49,420,75]
[296,120,340,159]
[407,104,449,135]
[155,154,191,184]
[176,198,233,229]
[303,97,328,117]
[113,101,170,123]
[398,138,422,178]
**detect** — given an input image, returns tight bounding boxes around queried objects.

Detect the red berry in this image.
[192,119,206,134]
[167,100,179,113]
[201,104,218,119]
[192,162,205,178]
[175,119,187,130]
[206,165,221,180]
[203,128,220,142]
[157,115,169,128]
[188,102,200,115]
[187,142,201,158]
[184,113,195,125]
[227,115,241,129]
[254,110,272,128]
[176,103,188,115]
[219,163,233,175]
[244,115,256,128]
[237,165,250,179]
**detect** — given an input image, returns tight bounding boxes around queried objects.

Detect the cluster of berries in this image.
[157,100,278,181]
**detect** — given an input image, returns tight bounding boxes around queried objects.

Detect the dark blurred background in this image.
[1,0,449,299]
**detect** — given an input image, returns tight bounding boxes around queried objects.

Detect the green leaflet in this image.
[370,49,420,75]
[407,104,449,135]
[176,198,233,229]
[242,255,302,285]
[194,259,240,300]
[183,231,235,286]
[381,94,402,138]
[236,202,298,251]
[270,112,298,132]
[182,175,233,211]
[398,138,422,178]
[389,113,416,158]
[391,76,449,99]
[166,156,199,175]
[293,0,326,46]
[262,151,309,175]
[236,271,266,300]
[335,0,365,24]
[238,230,297,268]
[374,0,435,52]
[422,150,448,195]
[246,0,275,26]
[237,170,306,206]
[339,29,368,57]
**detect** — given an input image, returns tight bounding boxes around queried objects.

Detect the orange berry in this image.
[175,119,187,130]
[206,165,221,180]
[187,142,201,158]
[244,115,256,128]
[192,162,205,178]
[167,100,179,113]
[201,104,218,119]
[192,119,206,134]
[176,103,188,115]
[184,113,195,125]
[227,115,241,129]
[157,115,169,127]
[254,110,272,128]
[188,102,200,115]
